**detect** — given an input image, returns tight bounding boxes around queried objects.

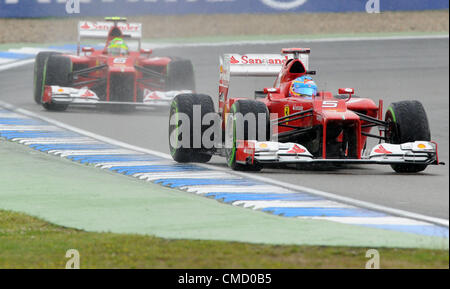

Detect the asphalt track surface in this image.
[1,38,448,219]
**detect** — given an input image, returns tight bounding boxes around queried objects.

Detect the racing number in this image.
[322,101,338,108]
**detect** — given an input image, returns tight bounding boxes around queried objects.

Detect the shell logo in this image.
[259,143,269,149]
[260,0,308,10]
[417,143,427,149]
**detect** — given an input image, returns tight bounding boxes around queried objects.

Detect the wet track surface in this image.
[1,38,448,219]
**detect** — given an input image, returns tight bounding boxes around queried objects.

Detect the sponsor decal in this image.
[230,55,288,65]
[79,21,140,32]
[374,145,392,154]
[284,105,290,124]
[113,58,127,64]
[292,105,303,111]
[230,56,240,64]
[287,144,306,154]
[81,89,95,98]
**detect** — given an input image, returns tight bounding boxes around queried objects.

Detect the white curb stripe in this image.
[137,172,236,181]
[233,200,355,210]
[96,161,171,168]
[49,149,142,157]
[298,216,432,226]
[20,138,100,145]
[181,185,295,194]
[0,125,62,131]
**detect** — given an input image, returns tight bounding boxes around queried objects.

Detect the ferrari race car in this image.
[168,48,444,173]
[34,17,195,111]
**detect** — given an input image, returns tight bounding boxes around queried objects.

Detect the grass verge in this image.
[0,210,448,269]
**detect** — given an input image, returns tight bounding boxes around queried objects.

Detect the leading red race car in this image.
[168,48,444,173]
[34,17,195,111]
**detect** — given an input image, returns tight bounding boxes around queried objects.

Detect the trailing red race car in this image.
[168,48,444,173]
[34,17,195,111]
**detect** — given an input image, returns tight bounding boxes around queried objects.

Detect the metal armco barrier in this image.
[0,0,449,19]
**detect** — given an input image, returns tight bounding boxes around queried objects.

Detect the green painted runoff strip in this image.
[0,139,448,249]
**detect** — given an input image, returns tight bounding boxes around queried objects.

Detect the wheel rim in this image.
[225,113,236,166]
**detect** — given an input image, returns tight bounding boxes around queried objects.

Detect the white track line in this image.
[0,104,448,228]
[145,34,450,49]
[0,59,34,72]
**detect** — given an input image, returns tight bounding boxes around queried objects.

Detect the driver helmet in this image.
[289,76,317,98]
[107,38,129,56]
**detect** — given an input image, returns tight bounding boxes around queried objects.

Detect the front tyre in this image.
[385,100,431,173]
[33,51,60,104]
[169,93,215,163]
[42,55,72,112]
[225,99,270,171]
[166,58,196,91]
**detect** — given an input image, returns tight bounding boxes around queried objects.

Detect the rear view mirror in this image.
[81,46,94,55]
[82,46,94,53]
[140,48,153,56]
[263,87,280,94]
[338,88,355,95]
[338,88,355,102]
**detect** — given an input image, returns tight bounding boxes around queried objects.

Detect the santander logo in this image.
[288,144,306,154]
[80,21,139,32]
[260,0,308,10]
[230,55,288,65]
[374,145,392,154]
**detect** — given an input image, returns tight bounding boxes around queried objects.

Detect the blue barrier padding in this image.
[206,193,322,203]
[262,207,387,217]
[154,178,263,188]
[364,224,449,238]
[0,0,447,18]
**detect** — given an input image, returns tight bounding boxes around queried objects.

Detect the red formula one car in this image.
[34,17,195,111]
[169,48,444,173]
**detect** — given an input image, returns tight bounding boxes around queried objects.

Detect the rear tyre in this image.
[225,99,270,171]
[42,55,72,112]
[166,58,196,91]
[169,93,215,163]
[385,100,431,173]
[33,51,60,104]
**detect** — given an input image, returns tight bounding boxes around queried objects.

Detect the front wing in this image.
[43,85,191,108]
[235,140,443,166]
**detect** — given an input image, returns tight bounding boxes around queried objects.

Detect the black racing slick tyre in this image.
[33,51,61,104]
[225,99,271,171]
[166,58,196,91]
[42,55,72,112]
[169,93,215,163]
[385,100,431,173]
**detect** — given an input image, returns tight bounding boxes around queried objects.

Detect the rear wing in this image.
[77,20,142,55]
[219,50,310,106]
[219,52,309,82]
